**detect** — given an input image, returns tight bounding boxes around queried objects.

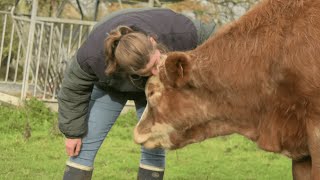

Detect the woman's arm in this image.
[58,56,97,138]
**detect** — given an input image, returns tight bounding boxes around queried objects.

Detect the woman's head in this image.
[105,26,166,76]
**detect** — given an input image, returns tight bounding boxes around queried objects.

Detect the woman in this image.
[58,8,215,180]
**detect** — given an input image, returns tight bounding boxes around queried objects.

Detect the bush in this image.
[0,98,59,136]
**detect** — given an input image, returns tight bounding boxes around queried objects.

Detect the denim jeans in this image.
[67,86,165,170]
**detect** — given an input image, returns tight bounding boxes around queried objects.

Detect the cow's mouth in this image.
[141,138,162,149]
[134,126,175,150]
[134,134,164,150]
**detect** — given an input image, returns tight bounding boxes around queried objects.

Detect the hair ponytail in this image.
[105,26,134,75]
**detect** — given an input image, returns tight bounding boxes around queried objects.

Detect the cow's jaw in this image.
[134,120,175,149]
[133,125,150,145]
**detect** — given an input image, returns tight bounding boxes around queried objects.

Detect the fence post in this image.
[21,0,38,100]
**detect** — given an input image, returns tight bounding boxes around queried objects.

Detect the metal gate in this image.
[0,3,96,104]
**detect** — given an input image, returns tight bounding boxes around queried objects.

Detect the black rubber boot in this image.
[63,165,93,180]
[137,167,164,180]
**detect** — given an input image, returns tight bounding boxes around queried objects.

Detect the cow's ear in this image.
[164,52,191,88]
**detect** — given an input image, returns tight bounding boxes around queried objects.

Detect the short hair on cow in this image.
[134,0,320,179]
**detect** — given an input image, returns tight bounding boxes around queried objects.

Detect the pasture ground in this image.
[0,99,291,180]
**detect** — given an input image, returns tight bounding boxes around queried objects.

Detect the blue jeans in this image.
[67,86,165,171]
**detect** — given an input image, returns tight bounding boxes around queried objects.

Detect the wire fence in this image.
[0,9,96,104]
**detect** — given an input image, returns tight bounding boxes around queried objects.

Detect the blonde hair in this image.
[105,26,157,75]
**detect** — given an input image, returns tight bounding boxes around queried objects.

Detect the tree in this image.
[0,0,15,10]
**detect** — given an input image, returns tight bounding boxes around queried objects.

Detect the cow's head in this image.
[134,52,220,150]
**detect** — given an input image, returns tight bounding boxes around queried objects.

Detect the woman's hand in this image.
[65,138,82,157]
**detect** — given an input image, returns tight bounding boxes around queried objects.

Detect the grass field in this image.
[0,99,292,180]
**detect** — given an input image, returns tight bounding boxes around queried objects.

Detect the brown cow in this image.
[134,0,320,179]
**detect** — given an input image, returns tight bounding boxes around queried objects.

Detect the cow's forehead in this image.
[147,75,160,85]
[146,76,163,92]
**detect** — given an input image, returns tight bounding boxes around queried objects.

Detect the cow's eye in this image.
[147,90,162,107]
[148,91,155,97]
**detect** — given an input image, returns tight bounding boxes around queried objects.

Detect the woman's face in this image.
[138,37,165,76]
[147,49,162,76]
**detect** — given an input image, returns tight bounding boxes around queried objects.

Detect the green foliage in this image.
[12,0,64,17]
[0,104,25,132]
[37,0,64,17]
[0,98,59,135]
[0,0,14,10]
[24,98,56,127]
[115,110,138,127]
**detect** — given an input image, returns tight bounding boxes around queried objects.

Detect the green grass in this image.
[0,99,292,180]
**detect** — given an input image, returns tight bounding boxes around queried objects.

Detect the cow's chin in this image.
[134,122,176,150]
[141,137,173,150]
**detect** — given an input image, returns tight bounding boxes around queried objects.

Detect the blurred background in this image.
[2,0,259,24]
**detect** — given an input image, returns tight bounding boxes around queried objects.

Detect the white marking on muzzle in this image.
[143,123,175,149]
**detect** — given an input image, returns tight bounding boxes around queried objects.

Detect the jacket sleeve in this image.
[58,56,97,138]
